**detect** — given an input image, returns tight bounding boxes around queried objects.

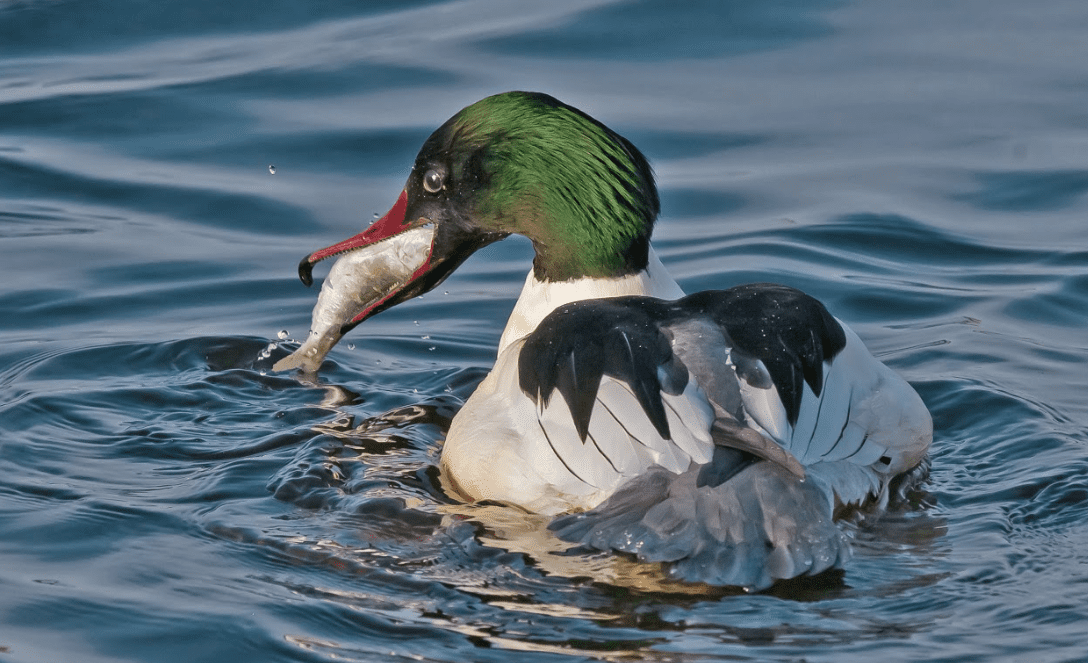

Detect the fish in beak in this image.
[273,181,505,374]
[273,190,437,373]
[273,97,542,374]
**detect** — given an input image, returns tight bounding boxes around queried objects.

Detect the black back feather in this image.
[684,284,846,424]
[518,283,847,438]
[518,297,685,441]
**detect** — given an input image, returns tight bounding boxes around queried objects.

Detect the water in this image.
[2,1,1087,661]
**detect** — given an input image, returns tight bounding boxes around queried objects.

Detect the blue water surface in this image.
[2,1,1087,661]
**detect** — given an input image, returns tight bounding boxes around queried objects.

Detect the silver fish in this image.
[273,225,436,373]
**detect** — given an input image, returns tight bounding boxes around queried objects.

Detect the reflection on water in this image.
[3,0,1088,661]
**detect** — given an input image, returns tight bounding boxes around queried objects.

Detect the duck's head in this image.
[296,91,660,330]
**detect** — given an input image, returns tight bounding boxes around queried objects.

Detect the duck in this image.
[273,91,933,590]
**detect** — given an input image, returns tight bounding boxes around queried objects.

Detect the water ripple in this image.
[4,1,1088,660]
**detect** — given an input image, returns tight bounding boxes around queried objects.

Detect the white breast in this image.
[440,337,716,515]
[443,247,693,514]
[497,248,683,353]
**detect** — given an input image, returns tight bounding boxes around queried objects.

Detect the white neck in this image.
[496,246,684,355]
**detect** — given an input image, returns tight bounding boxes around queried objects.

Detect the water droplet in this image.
[444,290,450,295]
[347,343,355,350]
[421,335,430,340]
[268,164,276,175]
[428,346,436,352]
[278,329,289,339]
[413,321,419,326]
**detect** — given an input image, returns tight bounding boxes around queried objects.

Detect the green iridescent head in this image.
[409,91,660,281]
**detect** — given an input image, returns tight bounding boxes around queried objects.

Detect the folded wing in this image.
[518,283,932,589]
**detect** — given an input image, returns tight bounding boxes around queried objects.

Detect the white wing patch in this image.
[733,355,792,443]
[534,374,716,487]
[729,321,931,509]
[660,382,715,465]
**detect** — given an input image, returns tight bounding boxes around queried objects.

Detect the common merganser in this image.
[274,91,933,590]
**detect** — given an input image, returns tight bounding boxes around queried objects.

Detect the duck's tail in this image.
[548,449,851,591]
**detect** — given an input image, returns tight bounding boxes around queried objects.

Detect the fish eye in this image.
[422,169,445,194]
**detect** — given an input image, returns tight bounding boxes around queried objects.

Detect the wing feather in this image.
[456,282,933,588]
[594,378,693,474]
